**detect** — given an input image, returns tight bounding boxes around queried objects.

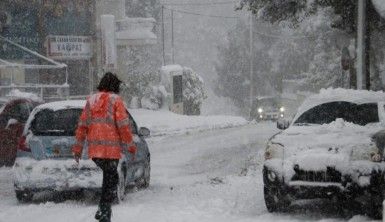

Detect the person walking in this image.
[72,72,136,222]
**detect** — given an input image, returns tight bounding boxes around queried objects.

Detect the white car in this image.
[13,100,151,203]
[264,88,385,218]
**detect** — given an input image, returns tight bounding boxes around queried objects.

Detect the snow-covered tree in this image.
[238,0,385,90]
[215,19,278,111]
[182,68,206,115]
[278,7,346,91]
[126,0,161,19]
[121,0,163,108]
[215,20,250,109]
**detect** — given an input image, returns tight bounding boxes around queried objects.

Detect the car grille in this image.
[291,166,342,183]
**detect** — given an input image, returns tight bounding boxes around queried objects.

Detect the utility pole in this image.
[357,0,370,90]
[249,12,254,110]
[162,5,166,65]
[171,9,175,64]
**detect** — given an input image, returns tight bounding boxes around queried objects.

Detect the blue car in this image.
[13,100,151,202]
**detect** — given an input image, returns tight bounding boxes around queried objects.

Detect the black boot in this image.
[98,203,111,222]
[94,204,102,220]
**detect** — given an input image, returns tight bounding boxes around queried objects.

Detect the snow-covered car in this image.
[263,88,385,218]
[13,100,151,202]
[250,96,285,121]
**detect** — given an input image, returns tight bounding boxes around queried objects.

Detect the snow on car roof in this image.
[5,89,43,102]
[35,100,86,111]
[293,88,385,121]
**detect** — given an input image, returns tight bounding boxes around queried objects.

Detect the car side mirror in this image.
[372,129,385,155]
[277,118,290,130]
[139,127,150,137]
[6,118,18,129]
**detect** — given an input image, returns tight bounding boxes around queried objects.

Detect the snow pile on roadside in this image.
[130,109,248,137]
[201,89,242,116]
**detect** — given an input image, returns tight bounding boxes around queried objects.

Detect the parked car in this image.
[263,88,385,218]
[0,97,41,166]
[250,96,285,121]
[13,100,151,202]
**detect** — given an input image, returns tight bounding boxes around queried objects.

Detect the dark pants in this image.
[93,158,119,204]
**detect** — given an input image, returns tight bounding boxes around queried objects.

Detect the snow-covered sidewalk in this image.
[129,109,249,137]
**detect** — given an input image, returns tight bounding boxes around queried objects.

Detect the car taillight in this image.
[18,136,31,152]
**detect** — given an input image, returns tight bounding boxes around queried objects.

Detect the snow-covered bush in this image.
[141,85,168,110]
[159,65,206,115]
[182,68,206,115]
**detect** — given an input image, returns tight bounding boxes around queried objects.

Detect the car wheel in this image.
[367,196,383,219]
[365,173,385,219]
[15,190,33,203]
[264,185,290,212]
[138,158,151,189]
[116,168,126,203]
[143,162,151,188]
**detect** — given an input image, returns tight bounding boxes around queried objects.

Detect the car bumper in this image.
[13,157,103,192]
[263,165,384,201]
[258,112,283,120]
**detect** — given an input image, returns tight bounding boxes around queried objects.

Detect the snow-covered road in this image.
[0,123,377,222]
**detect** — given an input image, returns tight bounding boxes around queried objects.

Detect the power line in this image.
[163,1,237,6]
[159,8,319,39]
[163,6,240,19]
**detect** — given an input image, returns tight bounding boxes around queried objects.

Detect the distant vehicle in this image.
[13,100,151,202]
[0,97,41,166]
[263,89,385,219]
[250,96,285,121]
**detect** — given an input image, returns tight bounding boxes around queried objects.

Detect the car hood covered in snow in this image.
[268,118,385,184]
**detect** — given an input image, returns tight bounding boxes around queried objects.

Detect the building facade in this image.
[0,0,97,97]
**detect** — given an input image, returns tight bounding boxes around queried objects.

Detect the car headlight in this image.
[280,107,285,112]
[370,142,383,162]
[265,142,284,160]
[258,108,263,113]
[350,143,383,162]
[371,152,382,162]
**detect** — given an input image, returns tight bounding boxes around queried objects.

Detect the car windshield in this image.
[257,98,279,107]
[30,108,138,136]
[30,108,82,136]
[294,102,379,126]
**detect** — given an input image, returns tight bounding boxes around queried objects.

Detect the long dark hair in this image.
[97,72,122,94]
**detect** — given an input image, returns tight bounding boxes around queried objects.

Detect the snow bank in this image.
[26,100,247,137]
[202,89,242,116]
[129,109,248,137]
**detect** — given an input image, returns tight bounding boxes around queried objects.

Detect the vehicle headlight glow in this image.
[280,107,285,112]
[258,108,263,113]
[265,142,284,160]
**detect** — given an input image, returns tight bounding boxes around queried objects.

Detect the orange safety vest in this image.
[72,92,135,159]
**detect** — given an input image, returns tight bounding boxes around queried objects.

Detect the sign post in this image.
[357,0,367,90]
[46,35,92,60]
